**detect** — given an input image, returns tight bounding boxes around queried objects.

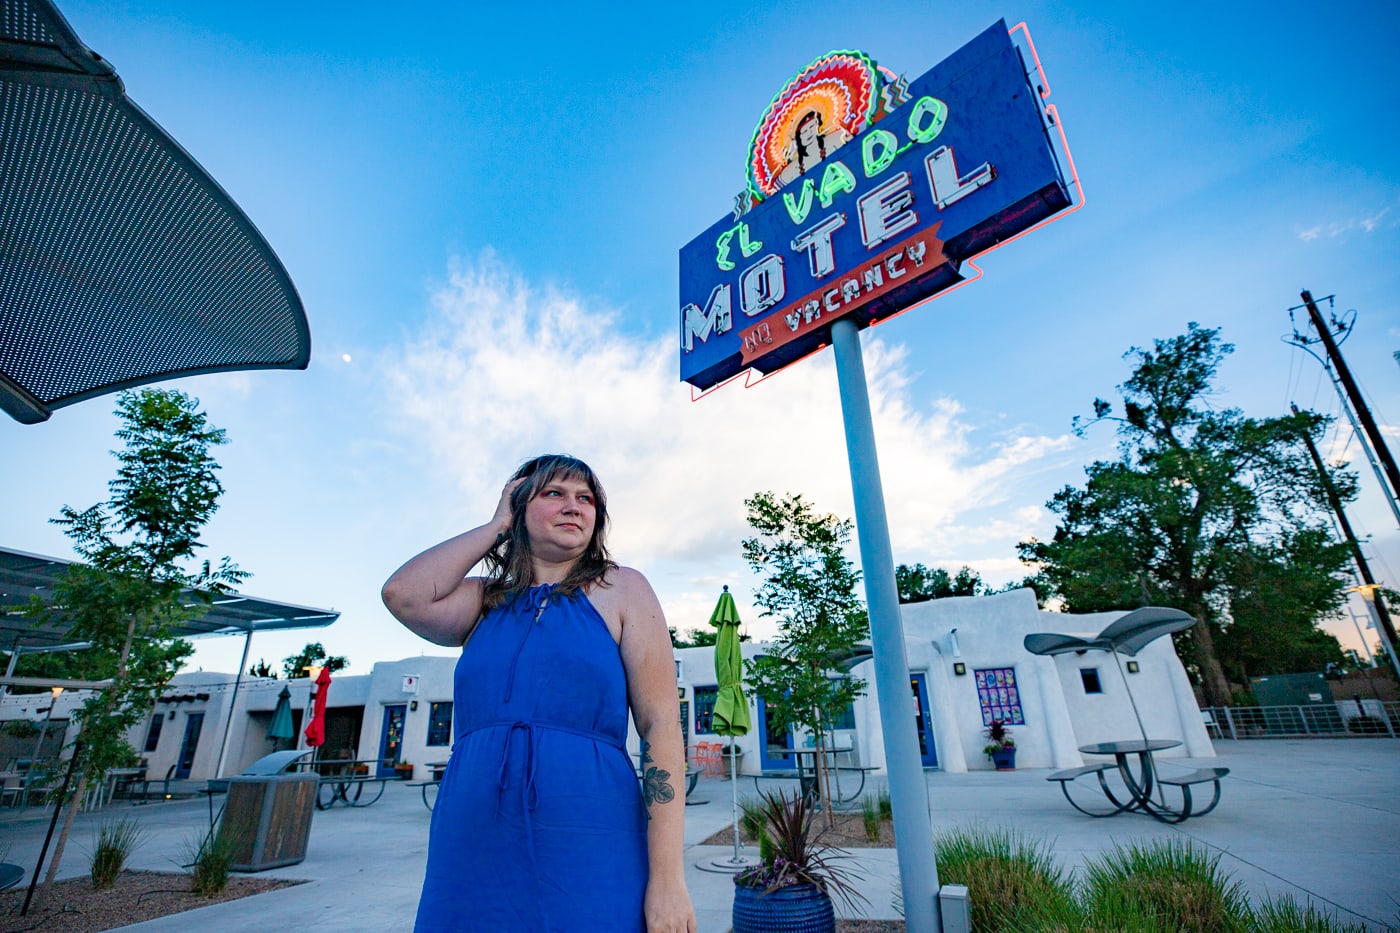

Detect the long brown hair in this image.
[480,454,616,611]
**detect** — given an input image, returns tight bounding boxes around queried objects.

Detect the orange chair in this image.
[699,741,724,778]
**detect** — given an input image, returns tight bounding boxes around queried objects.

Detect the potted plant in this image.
[983,719,1016,771]
[393,761,414,780]
[732,788,866,933]
[720,743,744,777]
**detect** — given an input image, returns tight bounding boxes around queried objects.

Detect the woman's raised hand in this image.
[491,477,526,538]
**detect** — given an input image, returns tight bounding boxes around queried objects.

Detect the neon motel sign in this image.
[678,20,1081,392]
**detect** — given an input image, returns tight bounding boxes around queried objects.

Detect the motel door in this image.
[175,712,204,779]
[377,705,407,777]
[910,674,938,769]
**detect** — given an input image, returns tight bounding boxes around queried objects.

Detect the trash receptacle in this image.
[216,754,318,871]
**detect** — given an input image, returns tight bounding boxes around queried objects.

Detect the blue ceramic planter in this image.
[991,746,1017,770]
[732,881,835,933]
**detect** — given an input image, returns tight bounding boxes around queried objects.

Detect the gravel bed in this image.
[0,870,301,932]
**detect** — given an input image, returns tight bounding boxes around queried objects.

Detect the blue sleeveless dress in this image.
[414,584,648,932]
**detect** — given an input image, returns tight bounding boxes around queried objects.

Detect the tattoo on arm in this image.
[640,739,675,821]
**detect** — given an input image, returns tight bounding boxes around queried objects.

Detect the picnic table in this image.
[297,759,394,810]
[0,863,23,892]
[1048,739,1229,823]
[756,746,873,810]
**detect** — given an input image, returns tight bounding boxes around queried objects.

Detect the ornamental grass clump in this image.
[186,831,235,896]
[88,817,145,889]
[733,788,867,913]
[1079,838,1249,933]
[933,825,1075,931]
[861,795,881,842]
[1250,894,1369,933]
[876,787,892,822]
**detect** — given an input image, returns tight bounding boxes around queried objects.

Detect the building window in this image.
[825,676,857,730]
[827,702,857,731]
[974,667,1025,725]
[1080,668,1103,694]
[693,686,717,735]
[426,702,453,746]
[143,713,163,752]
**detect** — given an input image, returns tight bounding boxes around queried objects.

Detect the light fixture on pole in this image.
[23,686,63,810]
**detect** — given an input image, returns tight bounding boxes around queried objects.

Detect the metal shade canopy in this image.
[1024,606,1197,763]
[0,0,310,424]
[0,545,339,650]
[1023,607,1196,658]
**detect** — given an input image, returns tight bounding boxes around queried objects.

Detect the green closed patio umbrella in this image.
[704,586,760,872]
[267,686,295,748]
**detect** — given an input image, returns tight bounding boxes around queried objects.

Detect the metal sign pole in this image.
[831,318,941,933]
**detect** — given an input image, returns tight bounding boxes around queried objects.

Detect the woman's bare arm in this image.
[616,568,697,933]
[381,481,518,646]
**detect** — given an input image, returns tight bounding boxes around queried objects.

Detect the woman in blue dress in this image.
[382,455,696,933]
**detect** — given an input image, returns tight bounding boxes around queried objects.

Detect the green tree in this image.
[895,563,988,603]
[742,492,869,825]
[247,658,277,678]
[27,389,244,898]
[281,642,348,679]
[669,627,719,648]
[1018,325,1353,706]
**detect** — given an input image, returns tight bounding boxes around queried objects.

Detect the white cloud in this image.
[375,254,1073,627]
[1298,206,1393,241]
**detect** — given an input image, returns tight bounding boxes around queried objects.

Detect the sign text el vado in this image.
[678,20,1080,392]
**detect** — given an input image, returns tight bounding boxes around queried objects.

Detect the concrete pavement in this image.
[1,738,1395,931]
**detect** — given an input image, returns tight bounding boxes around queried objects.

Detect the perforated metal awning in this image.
[0,545,339,650]
[0,0,311,424]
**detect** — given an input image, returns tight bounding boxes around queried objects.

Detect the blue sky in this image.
[4,0,1399,677]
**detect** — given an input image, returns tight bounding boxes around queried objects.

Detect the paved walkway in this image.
[1,739,1395,931]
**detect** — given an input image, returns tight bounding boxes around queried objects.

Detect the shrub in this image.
[1079,838,1249,932]
[933,825,1075,931]
[1251,894,1370,932]
[876,787,892,822]
[89,818,145,889]
[861,795,881,842]
[187,831,235,895]
[1345,715,1386,735]
[733,788,867,913]
[1,719,41,739]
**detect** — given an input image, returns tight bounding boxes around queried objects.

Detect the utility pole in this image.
[1299,290,1400,506]
[1292,402,1400,681]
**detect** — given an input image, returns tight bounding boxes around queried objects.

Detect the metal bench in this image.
[1046,763,1130,817]
[1155,767,1229,821]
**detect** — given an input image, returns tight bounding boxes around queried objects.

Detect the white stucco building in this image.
[1,589,1214,786]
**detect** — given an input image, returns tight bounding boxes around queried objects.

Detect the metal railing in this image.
[1203,700,1398,739]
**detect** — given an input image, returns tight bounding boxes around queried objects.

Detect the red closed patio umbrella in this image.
[304,667,332,748]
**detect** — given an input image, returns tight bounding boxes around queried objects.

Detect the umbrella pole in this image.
[1111,649,1165,805]
[730,746,741,863]
[1111,649,1150,746]
[697,743,760,873]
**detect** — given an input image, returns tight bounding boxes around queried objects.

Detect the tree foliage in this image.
[669,625,750,649]
[896,563,989,603]
[281,642,349,680]
[1017,325,1352,705]
[895,562,1053,607]
[741,492,868,789]
[26,389,244,895]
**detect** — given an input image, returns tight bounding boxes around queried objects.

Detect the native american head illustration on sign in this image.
[745,50,909,203]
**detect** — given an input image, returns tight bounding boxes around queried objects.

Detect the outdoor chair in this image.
[134,764,177,804]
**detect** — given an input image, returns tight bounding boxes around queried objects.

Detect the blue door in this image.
[176,712,204,779]
[755,695,794,771]
[910,673,938,768]
[377,705,407,777]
